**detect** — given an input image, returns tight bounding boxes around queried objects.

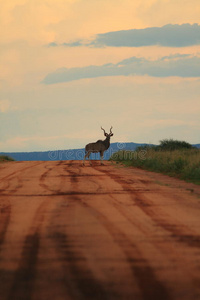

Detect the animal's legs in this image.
[100,152,104,165]
[83,151,92,166]
[88,152,92,165]
[83,151,89,165]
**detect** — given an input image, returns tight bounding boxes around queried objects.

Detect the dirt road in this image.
[0,160,200,300]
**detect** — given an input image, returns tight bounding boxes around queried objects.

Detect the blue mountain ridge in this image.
[0,142,148,161]
[1,142,200,161]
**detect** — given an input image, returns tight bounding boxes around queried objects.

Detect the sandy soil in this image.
[0,160,200,300]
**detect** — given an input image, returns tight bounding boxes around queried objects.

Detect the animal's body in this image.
[83,127,114,165]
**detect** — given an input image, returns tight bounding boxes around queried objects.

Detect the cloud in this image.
[47,41,83,47]
[42,54,200,84]
[48,23,200,48]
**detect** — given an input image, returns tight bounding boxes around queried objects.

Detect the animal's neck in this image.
[103,136,110,149]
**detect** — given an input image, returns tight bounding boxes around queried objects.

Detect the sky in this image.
[0,0,200,152]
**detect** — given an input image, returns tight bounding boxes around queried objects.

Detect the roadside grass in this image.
[110,148,200,185]
[0,155,15,162]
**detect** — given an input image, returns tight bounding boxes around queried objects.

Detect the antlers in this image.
[101,126,106,136]
[101,126,113,136]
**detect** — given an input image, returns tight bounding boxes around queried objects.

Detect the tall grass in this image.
[110,148,200,185]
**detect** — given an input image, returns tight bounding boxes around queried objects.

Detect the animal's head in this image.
[101,126,114,138]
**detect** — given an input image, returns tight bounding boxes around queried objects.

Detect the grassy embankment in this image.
[0,155,15,162]
[110,139,200,185]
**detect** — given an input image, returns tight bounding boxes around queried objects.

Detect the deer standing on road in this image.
[83,127,114,165]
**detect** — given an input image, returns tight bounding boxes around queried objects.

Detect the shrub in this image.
[0,155,15,162]
[158,139,193,151]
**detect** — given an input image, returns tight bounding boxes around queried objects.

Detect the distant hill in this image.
[0,142,148,161]
[1,142,199,161]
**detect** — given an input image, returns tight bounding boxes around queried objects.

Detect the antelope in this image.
[83,127,114,165]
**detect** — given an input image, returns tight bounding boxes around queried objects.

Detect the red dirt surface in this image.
[0,160,200,300]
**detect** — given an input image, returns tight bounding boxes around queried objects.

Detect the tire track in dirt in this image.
[132,196,200,249]
[0,176,23,195]
[77,198,169,300]
[39,161,71,193]
[0,162,48,300]
[0,180,10,194]
[0,162,44,196]
[90,165,200,257]
[46,163,112,300]
[49,228,111,300]
[0,174,22,195]
[5,161,70,300]
[0,164,39,255]
[0,204,11,249]
[7,197,49,300]
[0,162,43,182]
[66,164,169,300]
[100,167,200,249]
